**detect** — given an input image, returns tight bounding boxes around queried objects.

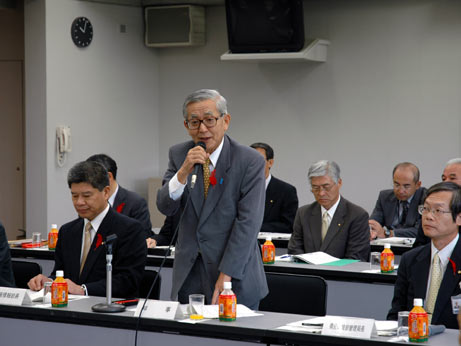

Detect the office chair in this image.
[139,269,161,300]
[259,272,327,316]
[11,260,42,289]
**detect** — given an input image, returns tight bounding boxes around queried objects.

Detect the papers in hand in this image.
[292,251,340,265]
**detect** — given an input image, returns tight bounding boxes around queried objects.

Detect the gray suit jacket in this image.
[287,197,370,261]
[370,187,426,238]
[157,135,268,307]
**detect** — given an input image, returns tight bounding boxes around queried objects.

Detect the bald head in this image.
[442,158,461,186]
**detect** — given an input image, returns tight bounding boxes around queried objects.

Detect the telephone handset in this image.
[56,126,72,167]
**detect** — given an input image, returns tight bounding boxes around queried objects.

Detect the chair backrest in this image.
[259,272,327,316]
[11,260,42,289]
[139,269,161,300]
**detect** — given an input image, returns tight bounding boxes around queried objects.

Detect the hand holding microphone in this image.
[191,141,206,189]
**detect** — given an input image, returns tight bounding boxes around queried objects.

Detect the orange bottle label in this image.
[51,281,68,307]
[380,249,394,273]
[48,231,58,250]
[219,294,236,321]
[262,242,275,264]
[408,309,428,342]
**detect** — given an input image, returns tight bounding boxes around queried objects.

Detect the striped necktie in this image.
[321,211,330,241]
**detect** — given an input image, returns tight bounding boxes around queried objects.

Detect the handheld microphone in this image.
[190,141,206,189]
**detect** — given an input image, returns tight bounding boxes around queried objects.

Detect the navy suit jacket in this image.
[388,237,461,328]
[370,187,426,237]
[113,185,152,238]
[151,213,180,246]
[52,208,147,298]
[288,197,370,261]
[0,222,15,287]
[261,176,298,234]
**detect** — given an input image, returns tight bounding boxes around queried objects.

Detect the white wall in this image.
[157,1,461,212]
[25,0,160,234]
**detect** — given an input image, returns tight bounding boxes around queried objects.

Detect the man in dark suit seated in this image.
[146,213,180,248]
[86,154,152,238]
[388,182,461,328]
[0,221,15,287]
[369,162,425,239]
[28,161,146,297]
[250,142,298,234]
[287,160,370,261]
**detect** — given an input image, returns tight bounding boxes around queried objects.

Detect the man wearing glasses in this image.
[388,182,461,328]
[287,160,370,261]
[369,162,425,239]
[156,89,268,309]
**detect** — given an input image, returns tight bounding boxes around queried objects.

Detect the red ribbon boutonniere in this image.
[209,169,217,186]
[94,234,103,250]
[449,258,457,275]
[116,202,126,213]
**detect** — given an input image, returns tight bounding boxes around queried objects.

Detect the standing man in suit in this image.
[28,161,146,297]
[388,182,461,328]
[250,142,298,234]
[287,160,370,261]
[0,221,15,287]
[369,162,425,239]
[87,154,152,238]
[156,89,268,309]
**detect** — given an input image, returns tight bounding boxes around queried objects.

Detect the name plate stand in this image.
[0,287,28,306]
[322,316,376,339]
[134,299,185,320]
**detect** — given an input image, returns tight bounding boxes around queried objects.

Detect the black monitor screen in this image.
[225,0,305,53]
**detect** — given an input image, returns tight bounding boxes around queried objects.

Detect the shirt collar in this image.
[108,183,119,207]
[208,137,224,169]
[321,195,341,219]
[84,203,110,232]
[265,174,272,190]
[431,233,459,267]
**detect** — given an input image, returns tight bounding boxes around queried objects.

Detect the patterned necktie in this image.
[400,201,409,225]
[426,253,442,322]
[80,222,92,274]
[203,158,211,198]
[321,211,330,241]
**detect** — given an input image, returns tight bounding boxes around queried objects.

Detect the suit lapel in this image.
[385,193,398,227]
[113,186,125,210]
[264,179,274,219]
[405,188,421,227]
[310,204,322,251]
[413,246,431,300]
[433,238,461,323]
[197,136,230,230]
[69,219,85,279]
[321,198,346,251]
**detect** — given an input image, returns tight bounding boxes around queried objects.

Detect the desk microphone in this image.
[190,141,206,189]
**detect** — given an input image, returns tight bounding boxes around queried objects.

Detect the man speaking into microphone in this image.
[157,89,268,309]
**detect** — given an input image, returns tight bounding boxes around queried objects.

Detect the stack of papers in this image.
[372,237,414,245]
[292,251,341,265]
[258,232,291,240]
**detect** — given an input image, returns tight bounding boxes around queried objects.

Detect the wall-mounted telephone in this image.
[56,126,72,167]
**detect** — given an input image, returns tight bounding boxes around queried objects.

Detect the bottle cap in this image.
[414,298,423,306]
[265,236,272,241]
[56,270,64,277]
[51,224,57,229]
[223,281,232,290]
[384,243,391,249]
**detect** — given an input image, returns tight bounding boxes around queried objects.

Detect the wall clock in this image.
[71,17,93,48]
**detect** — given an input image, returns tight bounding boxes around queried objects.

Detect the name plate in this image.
[322,316,376,339]
[0,287,26,306]
[134,299,185,320]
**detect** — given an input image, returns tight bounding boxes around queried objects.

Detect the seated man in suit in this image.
[287,160,370,261]
[388,182,461,328]
[146,213,180,248]
[369,162,425,239]
[250,142,298,234]
[0,221,15,287]
[87,154,152,238]
[28,161,146,297]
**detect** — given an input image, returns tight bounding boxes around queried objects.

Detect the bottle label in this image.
[51,282,68,307]
[408,311,428,342]
[48,232,58,250]
[380,251,394,273]
[262,244,275,264]
[219,294,236,321]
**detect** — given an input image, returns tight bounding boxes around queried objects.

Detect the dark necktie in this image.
[203,158,211,198]
[400,201,409,226]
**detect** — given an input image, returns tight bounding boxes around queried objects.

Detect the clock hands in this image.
[79,21,87,33]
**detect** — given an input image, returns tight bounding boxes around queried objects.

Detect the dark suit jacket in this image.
[151,213,180,246]
[52,208,147,298]
[0,222,15,287]
[287,197,370,261]
[113,185,152,238]
[370,188,426,238]
[261,176,298,234]
[387,238,461,328]
[157,135,269,307]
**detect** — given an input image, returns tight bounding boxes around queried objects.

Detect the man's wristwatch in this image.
[384,227,391,238]
[81,284,88,296]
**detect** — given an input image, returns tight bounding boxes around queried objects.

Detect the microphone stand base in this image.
[91,302,126,313]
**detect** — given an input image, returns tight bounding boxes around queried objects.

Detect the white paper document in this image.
[258,232,291,240]
[292,251,340,265]
[372,237,414,245]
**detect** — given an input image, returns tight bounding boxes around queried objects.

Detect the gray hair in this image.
[308,160,341,184]
[446,158,461,166]
[67,161,109,191]
[182,89,228,119]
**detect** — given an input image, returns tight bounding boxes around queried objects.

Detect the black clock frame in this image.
[71,17,93,48]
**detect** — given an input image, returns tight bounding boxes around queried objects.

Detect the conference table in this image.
[0,296,457,346]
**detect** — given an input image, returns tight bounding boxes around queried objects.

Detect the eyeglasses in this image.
[311,184,335,193]
[186,114,224,130]
[418,205,451,217]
